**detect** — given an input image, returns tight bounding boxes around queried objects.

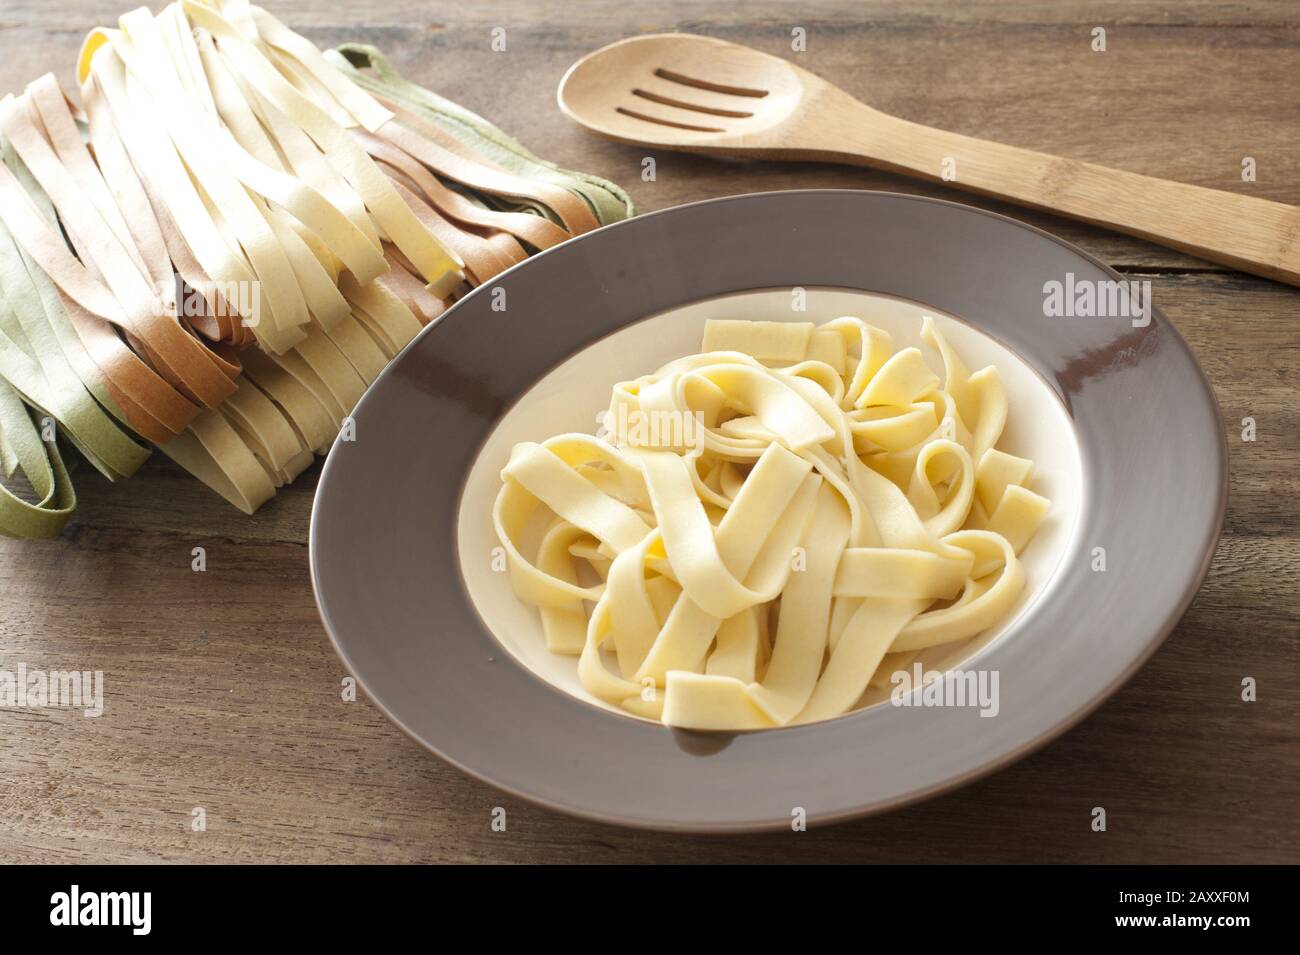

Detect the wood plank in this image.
[2,2,1298,268]
[2,272,1295,863]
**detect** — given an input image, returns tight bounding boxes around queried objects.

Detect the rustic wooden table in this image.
[1,0,1296,864]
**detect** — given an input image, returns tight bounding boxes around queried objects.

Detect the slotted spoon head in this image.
[557,34,828,151]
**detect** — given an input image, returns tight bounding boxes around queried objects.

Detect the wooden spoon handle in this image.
[835,113,1300,285]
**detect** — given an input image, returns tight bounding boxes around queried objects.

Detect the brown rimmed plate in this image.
[309,191,1226,832]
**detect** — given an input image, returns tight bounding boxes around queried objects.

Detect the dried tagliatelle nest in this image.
[494,317,1052,730]
[0,1,632,538]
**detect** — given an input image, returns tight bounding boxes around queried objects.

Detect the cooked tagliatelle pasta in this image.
[492,316,1052,729]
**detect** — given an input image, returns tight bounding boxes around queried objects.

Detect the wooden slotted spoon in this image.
[558,33,1300,286]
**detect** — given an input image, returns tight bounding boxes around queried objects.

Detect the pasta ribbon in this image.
[494,317,1053,729]
[1,1,635,535]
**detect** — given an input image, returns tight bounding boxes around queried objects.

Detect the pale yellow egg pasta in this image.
[492,316,1051,730]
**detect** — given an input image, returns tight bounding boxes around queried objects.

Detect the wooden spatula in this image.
[558,33,1300,286]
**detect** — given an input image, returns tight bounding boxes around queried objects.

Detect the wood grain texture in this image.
[559,33,1300,284]
[1,0,1297,863]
